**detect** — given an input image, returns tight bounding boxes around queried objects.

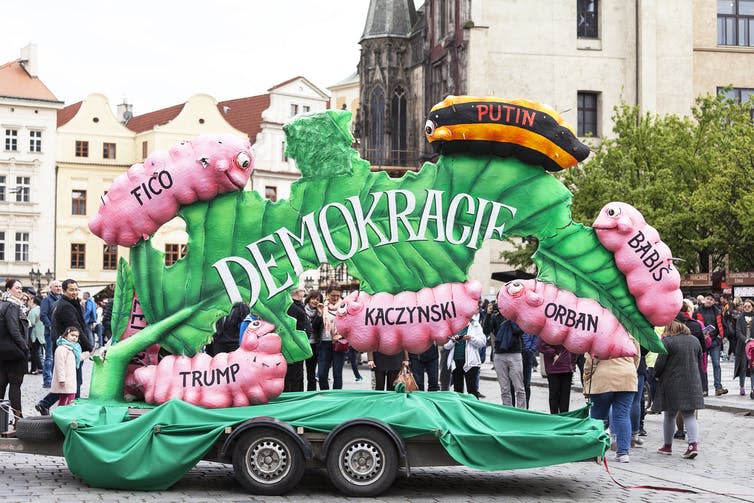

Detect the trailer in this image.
[1,391,610,497]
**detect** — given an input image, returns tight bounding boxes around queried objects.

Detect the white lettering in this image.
[246,236,293,299]
[445,193,474,245]
[212,256,262,305]
[414,189,446,241]
[319,202,360,260]
[346,193,390,251]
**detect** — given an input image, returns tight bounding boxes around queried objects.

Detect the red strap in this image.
[602,457,698,494]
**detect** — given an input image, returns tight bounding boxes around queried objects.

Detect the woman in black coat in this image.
[0,279,30,420]
[734,299,754,398]
[652,320,704,459]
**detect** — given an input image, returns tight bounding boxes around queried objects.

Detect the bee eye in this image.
[425,120,436,136]
[507,281,524,297]
[235,152,252,169]
[606,206,621,217]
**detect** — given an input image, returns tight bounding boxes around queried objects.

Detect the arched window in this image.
[369,87,385,164]
[391,86,408,165]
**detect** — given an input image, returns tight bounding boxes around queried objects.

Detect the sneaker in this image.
[657,444,672,455]
[631,434,644,447]
[614,452,630,463]
[702,391,708,397]
[741,387,746,396]
[477,393,486,399]
[638,428,648,437]
[715,387,728,396]
[682,443,698,459]
[355,377,363,382]
[34,403,50,416]
[673,430,685,440]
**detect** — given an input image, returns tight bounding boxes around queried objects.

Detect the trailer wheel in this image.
[231,427,305,495]
[326,426,398,497]
[15,416,63,443]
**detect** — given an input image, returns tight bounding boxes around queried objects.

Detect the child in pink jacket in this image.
[51,327,90,406]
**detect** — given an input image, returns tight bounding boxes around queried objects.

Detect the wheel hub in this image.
[247,439,290,483]
[341,440,384,485]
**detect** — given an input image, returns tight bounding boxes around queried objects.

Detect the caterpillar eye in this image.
[235,152,252,169]
[250,320,261,329]
[425,120,436,136]
[606,206,622,218]
[507,281,525,297]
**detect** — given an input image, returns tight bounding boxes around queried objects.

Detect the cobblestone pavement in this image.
[1,356,752,502]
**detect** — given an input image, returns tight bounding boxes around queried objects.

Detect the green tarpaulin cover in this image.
[52,391,610,491]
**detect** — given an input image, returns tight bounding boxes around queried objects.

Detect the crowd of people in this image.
[3,278,753,468]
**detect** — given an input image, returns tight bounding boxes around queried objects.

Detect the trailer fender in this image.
[320,418,410,477]
[219,416,313,461]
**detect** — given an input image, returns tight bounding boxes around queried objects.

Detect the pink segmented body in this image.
[497,279,637,359]
[133,318,286,408]
[89,134,253,247]
[592,202,682,327]
[334,281,482,354]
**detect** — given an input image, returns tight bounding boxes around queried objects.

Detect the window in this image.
[437,0,448,38]
[15,232,29,262]
[103,244,118,270]
[164,243,187,266]
[15,176,30,202]
[103,142,116,159]
[75,140,89,157]
[265,186,278,202]
[718,86,754,119]
[577,92,599,136]
[369,86,386,162]
[391,86,408,165]
[72,190,87,215]
[71,243,86,269]
[718,0,754,46]
[0,175,5,201]
[5,129,18,151]
[290,104,299,117]
[303,105,310,113]
[577,0,599,38]
[29,130,42,152]
[142,141,148,159]
[281,141,287,162]
[0,232,4,261]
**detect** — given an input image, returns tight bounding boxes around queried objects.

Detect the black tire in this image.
[231,427,305,496]
[15,416,64,443]
[325,426,398,497]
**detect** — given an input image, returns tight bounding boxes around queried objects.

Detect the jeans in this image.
[305,342,318,391]
[591,391,634,455]
[708,341,722,389]
[522,349,536,408]
[96,323,105,347]
[630,374,645,434]
[374,369,400,391]
[347,348,362,380]
[42,331,53,387]
[493,353,526,409]
[409,356,440,391]
[317,341,344,389]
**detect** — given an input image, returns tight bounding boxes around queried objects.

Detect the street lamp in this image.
[28,268,41,291]
[28,268,54,292]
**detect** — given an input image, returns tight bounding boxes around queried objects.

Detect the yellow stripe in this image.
[428,122,578,170]
[430,96,577,136]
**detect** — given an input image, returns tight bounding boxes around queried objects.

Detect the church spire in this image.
[361,0,417,41]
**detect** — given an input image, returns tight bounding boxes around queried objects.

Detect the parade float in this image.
[4,96,682,496]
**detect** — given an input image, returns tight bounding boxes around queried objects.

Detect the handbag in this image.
[333,338,350,352]
[393,366,418,392]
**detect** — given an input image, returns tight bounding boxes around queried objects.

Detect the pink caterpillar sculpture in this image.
[497,280,637,359]
[89,134,254,247]
[133,318,286,408]
[334,281,482,355]
[592,202,682,327]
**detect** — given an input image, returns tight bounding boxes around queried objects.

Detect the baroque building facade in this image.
[0,44,62,289]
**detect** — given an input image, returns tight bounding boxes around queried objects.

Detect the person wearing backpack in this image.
[484,307,526,408]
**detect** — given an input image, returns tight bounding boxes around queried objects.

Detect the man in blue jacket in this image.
[39,280,62,388]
